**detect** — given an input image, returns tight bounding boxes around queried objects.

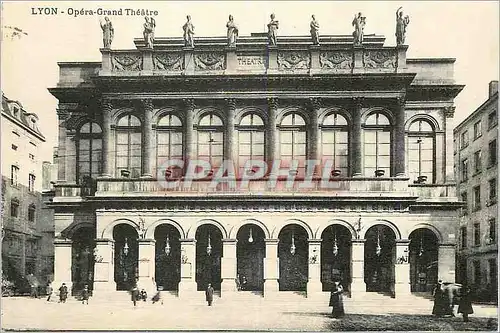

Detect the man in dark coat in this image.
[329,281,345,318]
[81,284,90,305]
[131,285,140,307]
[205,283,214,306]
[58,283,68,303]
[458,286,474,322]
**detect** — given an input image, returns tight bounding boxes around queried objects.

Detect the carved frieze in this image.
[194,52,225,70]
[363,50,397,69]
[112,54,143,71]
[319,51,353,70]
[277,51,310,70]
[153,52,183,71]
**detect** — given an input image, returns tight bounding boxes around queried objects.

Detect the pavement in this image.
[1,293,498,331]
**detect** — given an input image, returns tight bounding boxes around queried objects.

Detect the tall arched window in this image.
[196,114,224,173]
[407,119,435,183]
[279,113,307,177]
[116,114,142,178]
[77,122,102,182]
[237,113,265,177]
[321,113,349,177]
[157,114,183,178]
[363,112,391,177]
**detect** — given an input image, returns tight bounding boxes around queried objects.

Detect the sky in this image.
[1,1,499,162]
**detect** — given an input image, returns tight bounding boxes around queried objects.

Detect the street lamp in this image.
[248,227,254,243]
[123,238,129,256]
[375,231,381,256]
[207,233,212,256]
[333,233,339,257]
[164,235,171,256]
[290,231,296,255]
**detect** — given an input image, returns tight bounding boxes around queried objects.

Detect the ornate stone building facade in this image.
[48,33,463,299]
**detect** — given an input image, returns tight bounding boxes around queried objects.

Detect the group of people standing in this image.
[432,280,474,322]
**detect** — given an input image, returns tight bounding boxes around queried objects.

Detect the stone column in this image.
[65,130,77,183]
[351,98,363,177]
[308,98,321,175]
[100,100,113,177]
[444,107,456,182]
[307,239,322,298]
[438,244,456,283]
[267,46,278,73]
[178,238,197,298]
[137,239,156,294]
[394,97,406,177]
[221,239,237,297]
[93,238,115,293]
[266,98,278,174]
[56,110,68,181]
[53,238,73,290]
[140,99,154,177]
[394,240,411,297]
[183,99,195,173]
[183,47,195,75]
[350,239,365,297]
[224,99,236,168]
[225,46,237,74]
[264,239,279,297]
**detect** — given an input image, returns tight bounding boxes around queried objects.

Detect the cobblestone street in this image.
[1,296,498,331]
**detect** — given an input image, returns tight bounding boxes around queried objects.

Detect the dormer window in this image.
[13,106,19,118]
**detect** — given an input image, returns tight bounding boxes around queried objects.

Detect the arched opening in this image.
[113,224,139,291]
[321,225,352,292]
[409,228,439,292]
[278,224,308,291]
[71,227,95,294]
[236,224,266,291]
[154,224,181,291]
[364,225,396,294]
[195,224,222,291]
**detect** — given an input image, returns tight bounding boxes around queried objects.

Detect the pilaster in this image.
[65,130,77,183]
[350,239,365,297]
[221,239,238,296]
[264,239,279,297]
[394,240,411,297]
[225,47,238,74]
[438,244,456,283]
[307,239,322,298]
[183,99,195,172]
[394,97,406,177]
[444,107,456,182]
[224,99,236,168]
[351,98,363,177]
[266,98,278,174]
[178,238,197,298]
[140,99,154,177]
[267,46,278,73]
[183,47,195,75]
[100,100,113,177]
[93,238,115,293]
[352,46,364,73]
[53,238,73,291]
[142,48,153,74]
[137,238,156,295]
[308,98,321,175]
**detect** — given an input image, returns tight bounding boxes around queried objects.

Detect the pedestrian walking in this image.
[81,284,90,305]
[205,283,214,306]
[329,281,345,318]
[28,274,39,298]
[46,282,53,302]
[458,286,473,322]
[131,285,140,307]
[58,283,68,303]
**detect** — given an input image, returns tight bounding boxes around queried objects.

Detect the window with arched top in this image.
[77,122,102,182]
[157,114,183,178]
[237,114,265,176]
[116,114,142,178]
[363,112,391,177]
[279,113,307,177]
[321,113,349,177]
[407,119,435,183]
[196,114,224,172]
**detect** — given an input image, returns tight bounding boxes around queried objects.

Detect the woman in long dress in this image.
[329,281,345,318]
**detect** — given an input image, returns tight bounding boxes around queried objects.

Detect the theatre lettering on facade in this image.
[48,27,464,299]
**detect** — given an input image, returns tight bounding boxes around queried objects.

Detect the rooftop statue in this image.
[267,13,279,46]
[226,15,238,47]
[183,15,195,48]
[310,15,320,45]
[100,17,114,49]
[395,7,410,46]
[143,16,156,49]
[352,12,366,46]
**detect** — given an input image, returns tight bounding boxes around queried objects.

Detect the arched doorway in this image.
[71,227,95,294]
[409,228,439,292]
[278,224,308,291]
[236,224,266,291]
[113,224,139,291]
[364,225,396,293]
[195,224,222,291]
[321,225,352,292]
[154,224,181,291]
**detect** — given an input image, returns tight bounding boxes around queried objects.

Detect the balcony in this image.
[53,184,95,203]
[408,184,458,202]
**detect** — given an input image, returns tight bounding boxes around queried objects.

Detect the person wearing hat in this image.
[432,280,446,316]
[81,284,90,305]
[329,281,345,318]
[58,283,68,303]
[458,285,474,322]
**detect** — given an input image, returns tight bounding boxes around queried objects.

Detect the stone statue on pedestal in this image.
[310,15,320,45]
[226,15,238,47]
[395,7,410,46]
[143,16,156,49]
[183,15,195,47]
[352,12,366,46]
[100,17,114,48]
[267,13,279,46]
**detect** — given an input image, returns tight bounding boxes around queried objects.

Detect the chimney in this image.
[489,80,498,97]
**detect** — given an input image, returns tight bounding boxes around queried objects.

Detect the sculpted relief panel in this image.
[363,50,396,69]
[112,54,143,71]
[277,51,310,70]
[194,52,225,70]
[154,52,183,71]
[319,51,353,70]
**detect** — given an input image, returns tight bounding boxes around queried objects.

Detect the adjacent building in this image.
[1,93,53,289]
[48,31,463,300]
[454,81,498,302]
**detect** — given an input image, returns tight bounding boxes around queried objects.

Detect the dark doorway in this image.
[71,227,95,294]
[154,224,181,291]
[278,224,308,291]
[113,224,138,291]
[409,228,438,292]
[364,225,396,293]
[236,224,266,291]
[321,225,352,292]
[195,224,222,291]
